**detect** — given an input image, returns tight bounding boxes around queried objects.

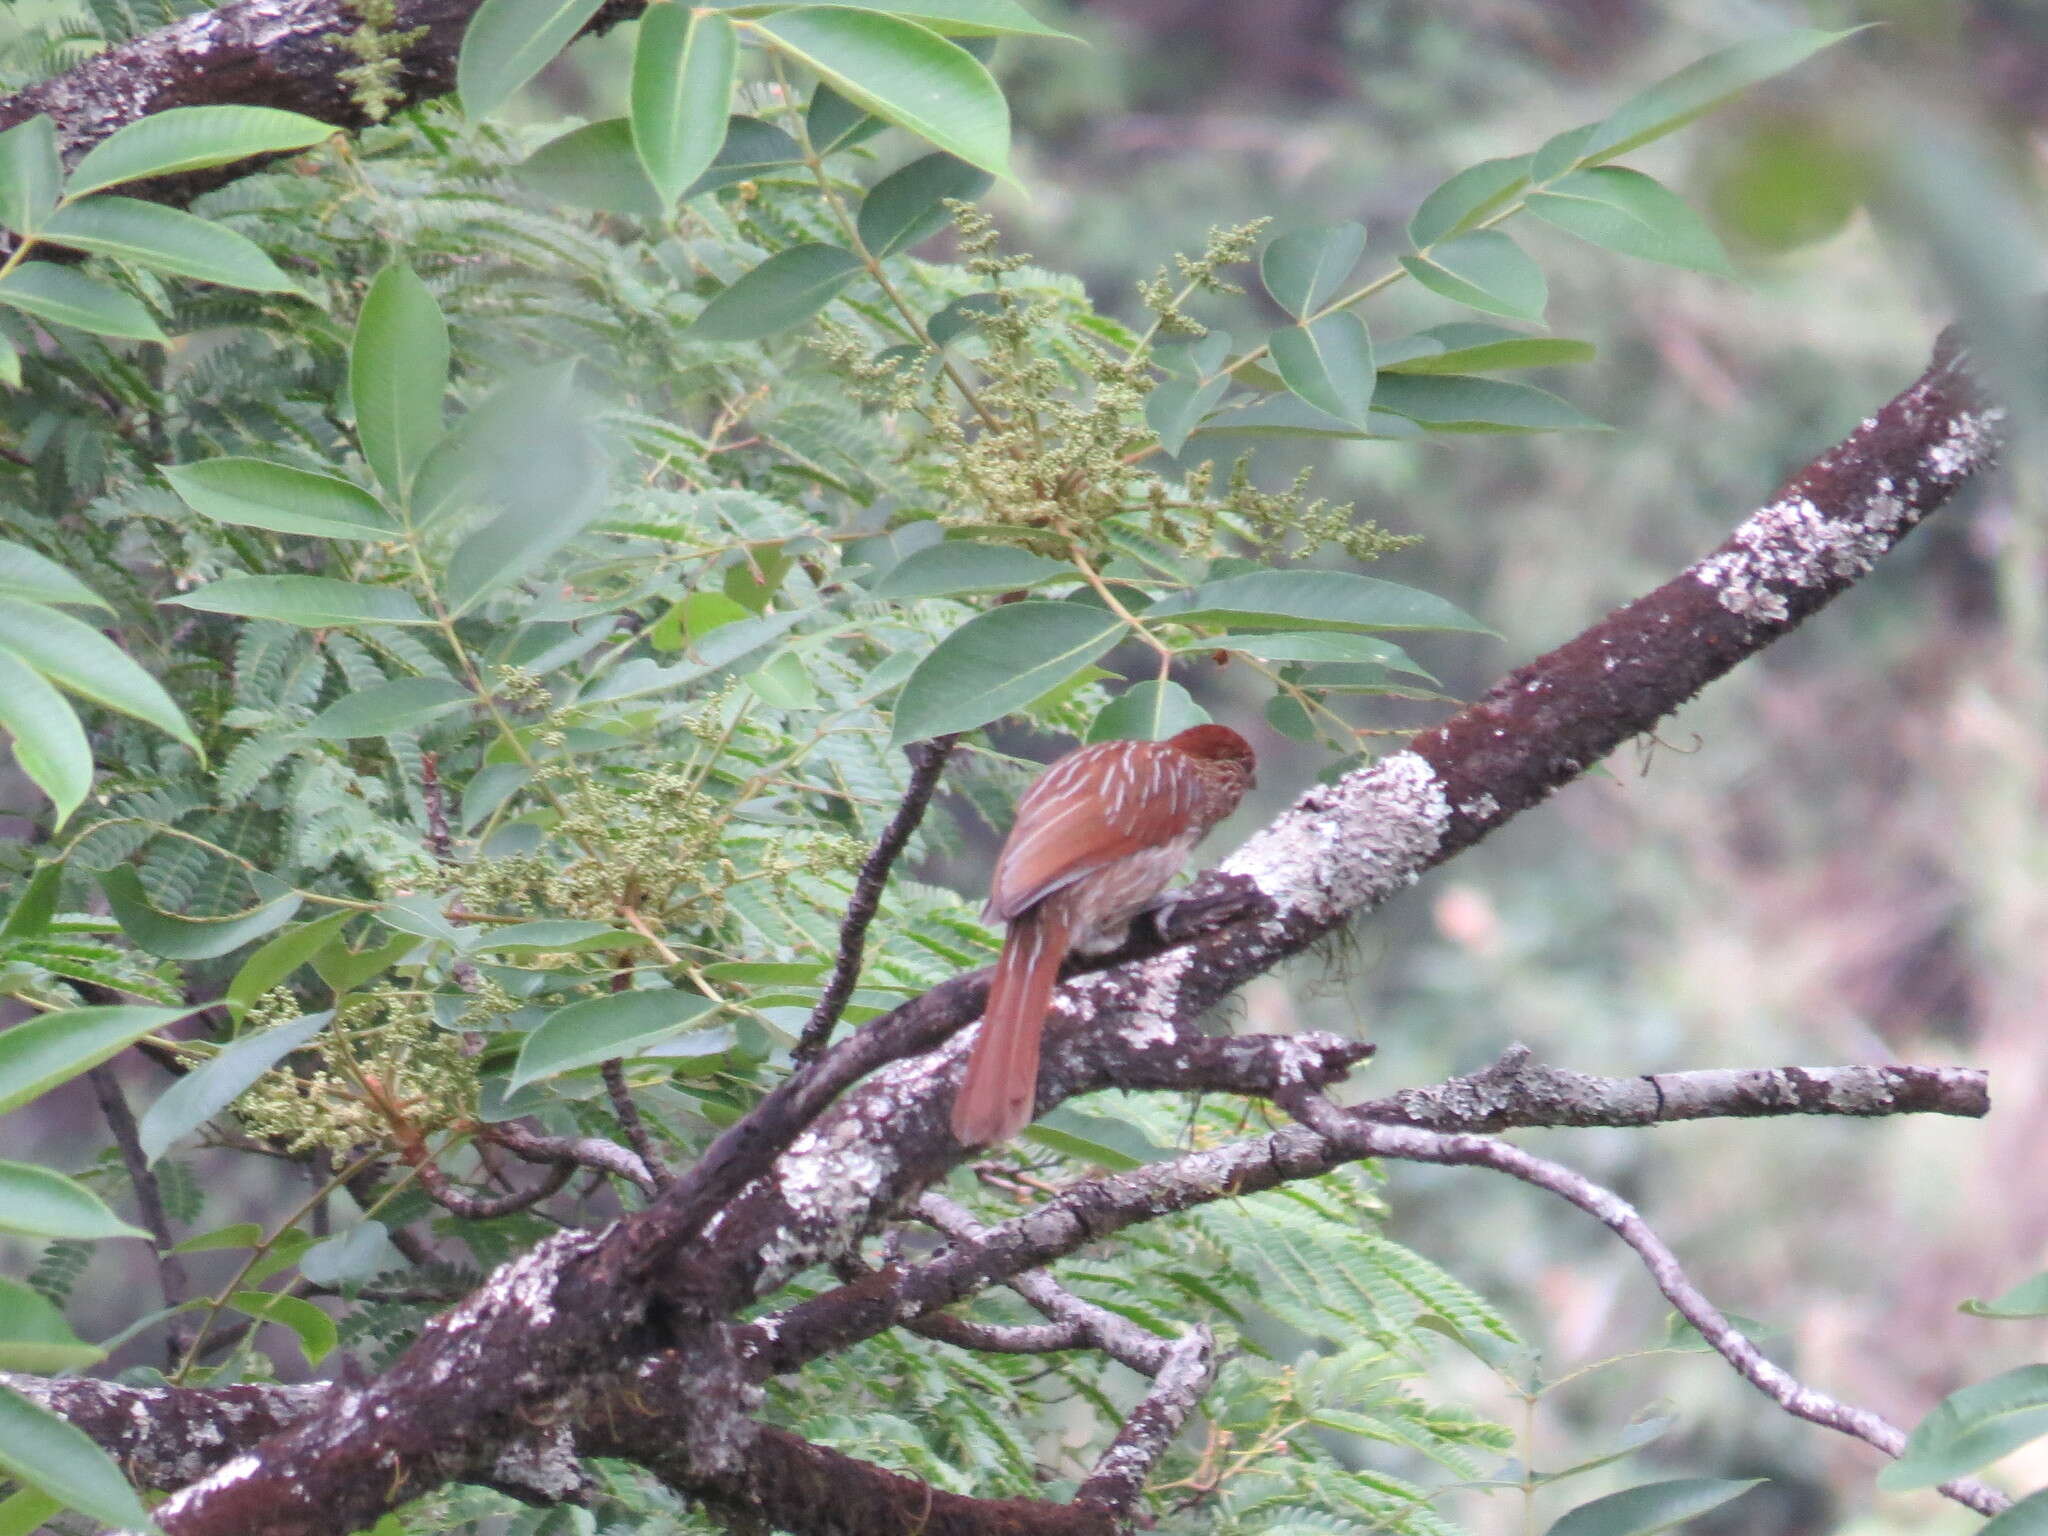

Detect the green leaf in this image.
[0,863,63,941]
[866,540,1069,598]
[1544,1477,1761,1536]
[1530,1410,1678,1487]
[700,959,829,984]
[689,113,806,192]
[1373,372,1607,433]
[225,911,355,1012]
[632,6,737,206]
[164,574,432,627]
[807,83,885,155]
[509,988,722,1089]
[458,0,608,120]
[0,262,165,341]
[163,458,397,540]
[1148,569,1489,634]
[1187,629,1433,679]
[1583,30,1859,165]
[65,105,333,198]
[312,928,419,993]
[439,370,609,614]
[1190,395,1418,443]
[1259,220,1365,319]
[300,1221,394,1285]
[888,601,1124,745]
[928,289,1002,345]
[0,1161,148,1240]
[1879,1366,2048,1491]
[137,1011,332,1164]
[1380,322,1594,375]
[1408,154,1531,247]
[224,1291,336,1367]
[1530,123,1596,184]
[0,597,197,749]
[750,7,1012,179]
[41,197,298,292]
[0,645,91,825]
[0,543,104,612]
[1086,680,1207,742]
[1146,373,1229,457]
[1399,229,1546,322]
[819,0,1075,37]
[0,1384,159,1534]
[99,864,300,961]
[691,243,864,342]
[1982,1487,2048,1535]
[470,920,633,952]
[518,118,664,220]
[1269,311,1375,427]
[0,1488,63,1536]
[1962,1272,2048,1321]
[1525,167,1734,275]
[0,334,20,390]
[351,263,449,497]
[0,1275,102,1372]
[857,151,991,258]
[0,117,59,236]
[304,677,472,739]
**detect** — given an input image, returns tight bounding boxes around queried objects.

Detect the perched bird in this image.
[951,723,1257,1147]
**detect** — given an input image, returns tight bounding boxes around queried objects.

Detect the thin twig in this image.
[599,1060,671,1190]
[489,1122,659,1194]
[419,751,453,863]
[918,1193,1174,1374]
[413,1154,575,1220]
[86,1062,192,1358]
[794,734,959,1063]
[1283,1092,2012,1520]
[598,964,672,1188]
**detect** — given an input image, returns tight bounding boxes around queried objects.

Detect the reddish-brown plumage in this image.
[951,723,1256,1146]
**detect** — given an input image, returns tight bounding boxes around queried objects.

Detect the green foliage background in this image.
[0,1,2039,1533]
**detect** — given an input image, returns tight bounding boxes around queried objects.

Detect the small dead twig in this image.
[795,734,959,1063]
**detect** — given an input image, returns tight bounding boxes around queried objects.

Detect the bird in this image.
[951,723,1257,1147]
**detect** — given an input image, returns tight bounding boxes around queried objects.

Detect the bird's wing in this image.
[984,740,1199,921]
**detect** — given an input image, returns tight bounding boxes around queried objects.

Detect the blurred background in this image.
[952,1,2046,1531]
[3,1,2043,1531]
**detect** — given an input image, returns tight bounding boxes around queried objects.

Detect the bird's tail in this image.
[951,908,1071,1147]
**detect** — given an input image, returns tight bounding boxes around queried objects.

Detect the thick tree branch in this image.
[49,1033,1997,1528]
[740,1048,1989,1381]
[105,333,2007,1536]
[1352,1044,1991,1130]
[0,0,637,198]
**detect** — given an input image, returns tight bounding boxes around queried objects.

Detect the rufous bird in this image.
[951,723,1257,1147]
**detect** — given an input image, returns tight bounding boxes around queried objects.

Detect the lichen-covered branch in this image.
[70,333,2006,1536]
[1353,1044,1991,1131]
[0,0,641,203]
[12,1052,1994,1531]
[1281,1093,2012,1519]
[738,1047,1989,1381]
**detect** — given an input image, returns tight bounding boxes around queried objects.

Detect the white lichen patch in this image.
[1695,403,2004,622]
[1221,751,1452,927]
[1098,944,1195,1049]
[752,1101,903,1296]
[1694,494,1896,620]
[1925,405,2006,479]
